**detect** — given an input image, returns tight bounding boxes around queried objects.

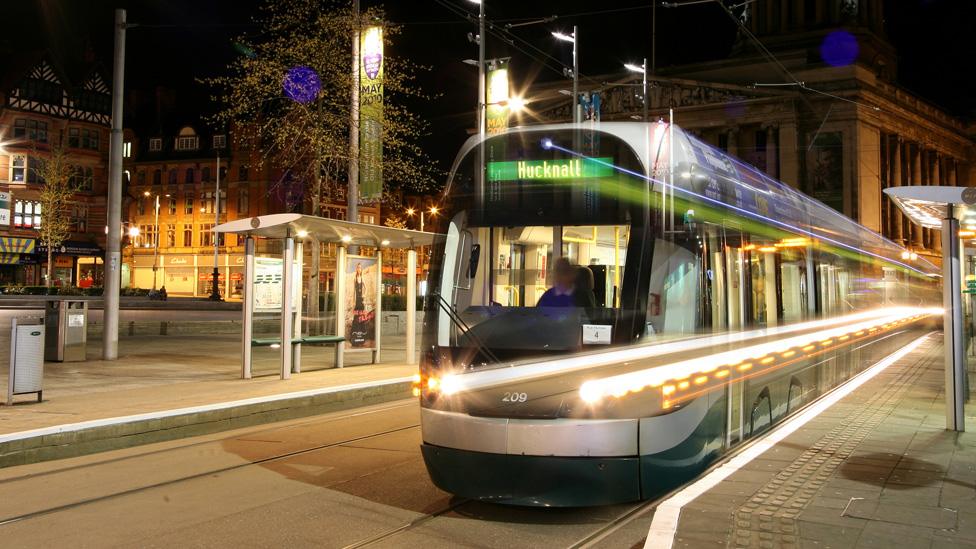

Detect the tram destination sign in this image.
[487,157,614,181]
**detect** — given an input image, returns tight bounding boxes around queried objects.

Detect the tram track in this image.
[0,402,422,527]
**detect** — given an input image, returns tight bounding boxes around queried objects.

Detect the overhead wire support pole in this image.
[104,8,126,360]
[348,0,360,225]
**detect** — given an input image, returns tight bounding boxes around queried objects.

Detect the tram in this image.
[416,122,940,506]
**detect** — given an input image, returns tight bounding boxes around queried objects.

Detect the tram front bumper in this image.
[420,443,641,507]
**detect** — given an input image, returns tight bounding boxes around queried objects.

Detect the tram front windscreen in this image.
[426,130,652,369]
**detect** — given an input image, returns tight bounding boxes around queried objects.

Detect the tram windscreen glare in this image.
[427,130,647,367]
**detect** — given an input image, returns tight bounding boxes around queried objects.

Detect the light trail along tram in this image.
[417,122,940,506]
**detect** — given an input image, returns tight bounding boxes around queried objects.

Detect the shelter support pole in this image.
[335,245,347,368]
[942,206,965,431]
[281,237,294,380]
[374,250,382,363]
[242,236,255,379]
[406,248,417,365]
[293,241,303,374]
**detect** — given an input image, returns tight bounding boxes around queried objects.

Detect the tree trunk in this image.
[46,245,53,288]
[307,151,322,335]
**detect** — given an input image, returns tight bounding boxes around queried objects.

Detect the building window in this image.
[201,167,211,182]
[14,119,48,143]
[123,141,132,158]
[70,166,93,191]
[71,203,88,233]
[14,200,41,228]
[175,128,199,151]
[141,224,157,248]
[185,168,195,184]
[137,170,146,185]
[152,169,161,185]
[184,193,194,215]
[10,155,26,183]
[219,166,227,181]
[182,224,193,247]
[237,188,249,216]
[200,224,214,247]
[67,128,99,151]
[200,191,227,214]
[213,134,226,149]
[149,138,162,152]
[238,165,249,181]
[28,157,45,184]
[166,224,176,247]
[168,196,177,215]
[168,169,177,185]
[137,198,145,216]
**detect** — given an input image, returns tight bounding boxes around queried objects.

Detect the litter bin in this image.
[45,300,87,362]
[7,317,44,404]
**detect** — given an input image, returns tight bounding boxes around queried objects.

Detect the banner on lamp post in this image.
[486,64,510,135]
[359,25,384,203]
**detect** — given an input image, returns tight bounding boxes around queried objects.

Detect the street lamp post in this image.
[552,27,579,124]
[625,58,648,121]
[209,153,222,301]
[142,191,161,290]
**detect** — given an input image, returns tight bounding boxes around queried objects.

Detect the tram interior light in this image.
[296,230,309,238]
[541,138,553,150]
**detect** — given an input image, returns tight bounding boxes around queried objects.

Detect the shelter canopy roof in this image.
[214,214,438,248]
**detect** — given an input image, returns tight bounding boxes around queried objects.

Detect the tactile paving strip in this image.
[726,339,938,549]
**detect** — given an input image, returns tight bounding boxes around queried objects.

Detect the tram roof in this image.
[214,214,438,248]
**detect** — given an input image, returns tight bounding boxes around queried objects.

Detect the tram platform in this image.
[0,333,416,467]
[649,332,976,549]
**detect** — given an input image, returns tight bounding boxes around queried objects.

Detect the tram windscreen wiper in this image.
[432,292,502,365]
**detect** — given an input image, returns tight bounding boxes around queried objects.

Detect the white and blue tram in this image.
[417,122,940,506]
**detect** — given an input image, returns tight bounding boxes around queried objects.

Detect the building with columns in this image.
[529,0,975,265]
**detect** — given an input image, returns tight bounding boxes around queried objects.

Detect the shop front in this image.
[128,252,246,299]
[36,241,104,287]
[0,236,37,285]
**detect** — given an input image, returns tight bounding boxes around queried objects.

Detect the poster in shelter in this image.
[253,257,301,313]
[345,255,378,349]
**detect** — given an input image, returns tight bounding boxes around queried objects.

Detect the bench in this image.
[251,335,346,369]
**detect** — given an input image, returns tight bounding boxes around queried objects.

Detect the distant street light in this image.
[625,58,648,121]
[552,27,579,123]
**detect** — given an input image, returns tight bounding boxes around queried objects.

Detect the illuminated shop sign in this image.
[487,157,613,181]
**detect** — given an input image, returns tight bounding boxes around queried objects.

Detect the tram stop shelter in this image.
[215,213,437,380]
[885,185,976,431]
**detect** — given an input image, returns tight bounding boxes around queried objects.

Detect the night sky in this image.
[5,0,975,180]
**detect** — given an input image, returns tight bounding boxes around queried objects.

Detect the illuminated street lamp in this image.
[552,27,578,124]
[625,58,648,121]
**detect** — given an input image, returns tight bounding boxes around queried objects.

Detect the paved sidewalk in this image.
[669,334,976,549]
[0,332,418,466]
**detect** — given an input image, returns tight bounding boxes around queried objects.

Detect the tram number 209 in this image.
[502,391,528,403]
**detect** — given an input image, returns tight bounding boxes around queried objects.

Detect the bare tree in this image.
[32,138,83,288]
[205,0,438,330]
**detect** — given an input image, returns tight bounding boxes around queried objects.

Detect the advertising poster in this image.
[486,65,510,135]
[360,25,384,202]
[253,257,301,313]
[345,255,378,349]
